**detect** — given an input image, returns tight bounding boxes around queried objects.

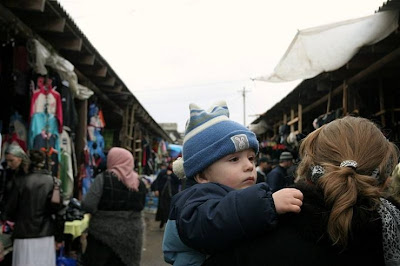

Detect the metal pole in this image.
[243,87,246,125]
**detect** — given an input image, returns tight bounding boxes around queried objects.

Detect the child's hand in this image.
[272,188,303,214]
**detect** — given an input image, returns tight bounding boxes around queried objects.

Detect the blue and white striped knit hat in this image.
[173,101,259,179]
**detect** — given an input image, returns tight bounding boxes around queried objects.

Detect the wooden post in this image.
[379,79,385,127]
[290,108,295,132]
[74,99,87,200]
[129,106,135,151]
[133,123,143,174]
[327,88,332,114]
[298,104,302,134]
[342,81,348,116]
[121,106,129,147]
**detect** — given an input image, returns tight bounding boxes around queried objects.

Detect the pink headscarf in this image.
[107,147,139,191]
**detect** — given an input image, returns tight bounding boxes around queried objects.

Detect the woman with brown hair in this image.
[6,149,63,266]
[204,116,400,266]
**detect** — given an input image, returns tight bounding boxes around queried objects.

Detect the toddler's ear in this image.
[194,173,209,184]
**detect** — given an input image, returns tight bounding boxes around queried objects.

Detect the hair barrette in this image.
[310,165,325,183]
[340,160,358,169]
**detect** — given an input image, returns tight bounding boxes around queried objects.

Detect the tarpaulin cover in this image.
[257,10,399,83]
[168,144,182,159]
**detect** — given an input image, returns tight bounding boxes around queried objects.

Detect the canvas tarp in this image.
[257,10,399,83]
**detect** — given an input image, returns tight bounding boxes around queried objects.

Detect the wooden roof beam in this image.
[100,85,124,93]
[47,36,82,51]
[92,66,107,77]
[61,52,95,66]
[30,16,66,33]
[3,0,45,11]
[78,65,107,77]
[75,69,123,116]
[98,76,116,86]
[346,55,383,70]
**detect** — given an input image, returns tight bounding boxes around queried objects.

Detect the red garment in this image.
[98,110,106,128]
[30,83,63,133]
[2,133,27,152]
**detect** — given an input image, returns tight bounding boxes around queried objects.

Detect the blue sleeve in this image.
[175,182,278,254]
[162,220,206,266]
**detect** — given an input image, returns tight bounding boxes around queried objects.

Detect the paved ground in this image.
[141,211,169,266]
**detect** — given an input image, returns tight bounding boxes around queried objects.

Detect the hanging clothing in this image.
[29,112,60,155]
[57,80,78,131]
[2,133,27,153]
[60,150,73,200]
[30,85,63,133]
[59,129,74,200]
[9,112,28,144]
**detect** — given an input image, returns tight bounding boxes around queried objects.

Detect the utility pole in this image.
[240,87,250,126]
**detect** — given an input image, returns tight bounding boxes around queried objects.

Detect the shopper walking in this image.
[82,147,147,266]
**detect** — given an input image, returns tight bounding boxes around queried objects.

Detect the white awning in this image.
[257,10,399,83]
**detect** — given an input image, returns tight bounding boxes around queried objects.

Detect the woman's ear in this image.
[194,172,209,184]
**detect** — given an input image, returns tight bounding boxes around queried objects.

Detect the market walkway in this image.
[141,211,169,266]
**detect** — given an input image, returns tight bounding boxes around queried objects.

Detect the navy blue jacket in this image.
[266,165,287,192]
[169,182,278,254]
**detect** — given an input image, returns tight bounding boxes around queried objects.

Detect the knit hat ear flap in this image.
[172,157,185,179]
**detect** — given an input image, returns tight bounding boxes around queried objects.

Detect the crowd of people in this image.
[0,99,400,266]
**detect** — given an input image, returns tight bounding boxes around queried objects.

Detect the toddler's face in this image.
[203,149,257,189]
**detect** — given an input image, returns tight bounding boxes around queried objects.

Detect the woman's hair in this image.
[297,116,399,247]
[28,150,46,170]
[389,163,400,203]
[5,144,30,174]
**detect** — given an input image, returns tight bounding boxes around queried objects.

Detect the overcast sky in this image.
[58,0,384,132]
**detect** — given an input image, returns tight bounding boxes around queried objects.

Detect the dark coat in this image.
[98,171,146,211]
[266,165,287,192]
[5,169,59,240]
[256,169,267,184]
[82,172,147,266]
[152,170,180,223]
[204,182,387,266]
[169,182,278,254]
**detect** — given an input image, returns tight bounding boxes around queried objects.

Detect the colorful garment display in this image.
[30,77,63,133]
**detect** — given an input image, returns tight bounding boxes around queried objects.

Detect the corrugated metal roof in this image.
[0,0,172,141]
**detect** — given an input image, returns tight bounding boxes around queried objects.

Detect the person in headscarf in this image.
[0,144,30,219]
[82,147,147,266]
